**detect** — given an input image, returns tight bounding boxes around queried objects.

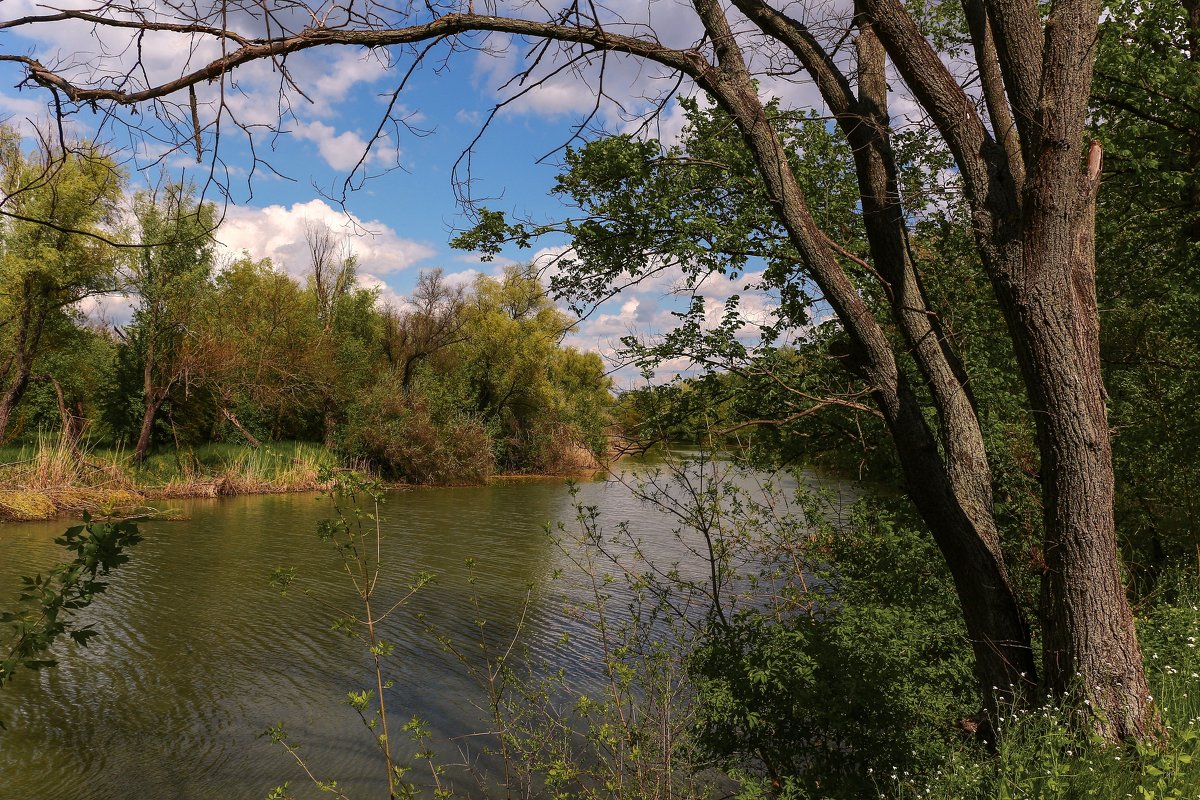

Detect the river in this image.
[0,459,854,799]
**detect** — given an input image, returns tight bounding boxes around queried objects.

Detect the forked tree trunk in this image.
[691,0,1037,715]
[38,374,85,460]
[861,0,1159,739]
[1017,142,1157,740]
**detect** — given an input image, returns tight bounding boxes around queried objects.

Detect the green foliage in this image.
[0,126,125,440]
[17,321,117,437]
[543,458,1200,800]
[0,123,612,475]
[1091,0,1200,582]
[689,494,976,797]
[336,264,611,480]
[338,373,495,484]
[0,515,143,696]
[895,616,1200,799]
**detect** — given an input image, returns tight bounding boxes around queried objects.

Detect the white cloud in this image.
[78,293,136,328]
[302,51,392,115]
[456,109,483,126]
[292,121,399,172]
[356,272,409,309]
[0,91,50,128]
[215,198,435,277]
[442,268,481,290]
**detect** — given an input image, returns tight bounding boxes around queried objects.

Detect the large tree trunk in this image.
[692,0,1037,714]
[133,395,161,463]
[719,1,1038,711]
[0,369,31,444]
[134,344,163,463]
[1017,141,1157,739]
[862,0,1158,740]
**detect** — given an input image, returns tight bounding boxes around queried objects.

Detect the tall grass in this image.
[0,438,341,520]
[145,441,337,497]
[0,434,141,521]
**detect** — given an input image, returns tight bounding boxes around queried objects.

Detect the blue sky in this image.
[0,4,817,386]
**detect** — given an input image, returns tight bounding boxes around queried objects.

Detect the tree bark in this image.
[863,0,1159,739]
[133,394,162,463]
[134,339,167,463]
[0,369,31,444]
[1020,142,1156,739]
[692,0,1036,711]
[222,406,261,448]
[37,373,84,460]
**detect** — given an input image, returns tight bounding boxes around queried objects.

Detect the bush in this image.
[338,381,494,484]
[690,499,978,798]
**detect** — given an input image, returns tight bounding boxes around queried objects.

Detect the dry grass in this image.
[0,437,335,520]
[529,423,604,476]
[150,445,329,498]
[0,435,144,521]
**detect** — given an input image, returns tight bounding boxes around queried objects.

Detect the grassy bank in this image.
[0,438,338,521]
[886,580,1200,799]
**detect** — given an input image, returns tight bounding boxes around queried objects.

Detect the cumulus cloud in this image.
[442,268,482,290]
[292,121,399,172]
[0,1,399,185]
[356,272,409,309]
[215,198,436,278]
[0,91,52,132]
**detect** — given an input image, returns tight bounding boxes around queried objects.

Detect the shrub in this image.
[338,382,494,484]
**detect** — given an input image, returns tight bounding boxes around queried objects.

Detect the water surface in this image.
[0,462,852,799]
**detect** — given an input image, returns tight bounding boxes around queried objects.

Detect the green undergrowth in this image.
[881,575,1200,800]
[675,480,1200,800]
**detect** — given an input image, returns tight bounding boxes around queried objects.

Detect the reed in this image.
[0,434,142,521]
[0,438,338,520]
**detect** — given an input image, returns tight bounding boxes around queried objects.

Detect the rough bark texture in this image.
[693,0,1036,708]
[1021,138,1156,739]
[134,394,162,463]
[864,0,1158,739]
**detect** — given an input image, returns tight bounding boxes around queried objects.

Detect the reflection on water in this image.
[0,460,855,800]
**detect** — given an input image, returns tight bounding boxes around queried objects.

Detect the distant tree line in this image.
[0,129,612,482]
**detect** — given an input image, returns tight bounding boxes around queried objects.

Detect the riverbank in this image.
[0,440,336,521]
[0,438,608,522]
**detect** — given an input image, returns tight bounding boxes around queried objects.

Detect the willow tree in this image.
[0,0,1156,739]
[126,184,216,462]
[0,126,124,442]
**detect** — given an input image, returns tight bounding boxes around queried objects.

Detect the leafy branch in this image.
[0,515,144,703]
